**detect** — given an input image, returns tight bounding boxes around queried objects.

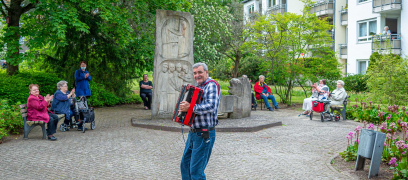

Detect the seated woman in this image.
[27,84,59,141]
[328,80,347,107]
[302,79,329,116]
[52,81,82,131]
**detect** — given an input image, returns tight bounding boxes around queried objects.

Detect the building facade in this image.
[242,0,406,75]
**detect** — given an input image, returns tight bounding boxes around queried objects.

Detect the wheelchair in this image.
[310,99,341,122]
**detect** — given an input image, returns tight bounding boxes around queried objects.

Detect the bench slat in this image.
[20,109,27,113]
[21,113,27,118]
[19,104,27,109]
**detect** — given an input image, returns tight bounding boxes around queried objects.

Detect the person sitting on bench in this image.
[254,75,279,111]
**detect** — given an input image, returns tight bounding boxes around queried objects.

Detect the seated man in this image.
[139,74,153,110]
[254,75,279,111]
[328,80,347,108]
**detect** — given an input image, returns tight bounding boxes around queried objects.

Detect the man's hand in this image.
[71,88,75,93]
[178,101,190,112]
[85,73,89,78]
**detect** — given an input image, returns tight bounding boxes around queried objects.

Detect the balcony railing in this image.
[372,34,401,54]
[310,0,334,17]
[340,44,347,59]
[266,4,287,15]
[340,8,347,26]
[373,0,402,13]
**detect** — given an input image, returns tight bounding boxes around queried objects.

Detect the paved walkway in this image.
[0,104,360,179]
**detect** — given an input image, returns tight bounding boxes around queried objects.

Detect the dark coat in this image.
[75,69,92,97]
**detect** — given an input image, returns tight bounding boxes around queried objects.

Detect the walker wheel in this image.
[60,124,66,132]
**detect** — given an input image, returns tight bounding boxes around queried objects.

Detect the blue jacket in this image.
[52,90,73,120]
[75,69,92,97]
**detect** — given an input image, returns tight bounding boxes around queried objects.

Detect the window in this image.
[268,0,276,7]
[358,20,377,42]
[358,0,368,3]
[248,4,255,14]
[357,60,370,74]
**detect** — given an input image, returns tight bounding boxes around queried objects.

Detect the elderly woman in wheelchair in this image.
[309,80,347,121]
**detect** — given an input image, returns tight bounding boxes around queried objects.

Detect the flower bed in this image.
[341,99,408,179]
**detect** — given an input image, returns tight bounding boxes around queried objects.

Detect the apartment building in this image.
[242,0,348,74]
[346,0,406,75]
[242,0,407,75]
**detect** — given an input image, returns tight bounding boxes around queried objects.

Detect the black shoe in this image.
[268,107,274,111]
[48,136,57,141]
[275,106,280,109]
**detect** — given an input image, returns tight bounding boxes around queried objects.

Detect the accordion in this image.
[172,84,203,126]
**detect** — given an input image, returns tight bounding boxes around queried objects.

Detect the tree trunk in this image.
[233,51,241,78]
[6,0,24,75]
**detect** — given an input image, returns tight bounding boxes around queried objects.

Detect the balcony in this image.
[340,8,347,26]
[340,44,347,59]
[266,4,287,15]
[373,0,402,13]
[310,0,334,17]
[372,34,401,54]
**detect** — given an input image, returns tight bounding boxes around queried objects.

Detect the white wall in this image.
[286,0,304,13]
[401,1,408,57]
[347,0,381,74]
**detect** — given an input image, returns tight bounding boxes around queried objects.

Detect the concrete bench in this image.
[330,95,350,120]
[19,104,65,140]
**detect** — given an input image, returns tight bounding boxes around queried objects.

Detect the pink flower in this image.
[354,126,362,132]
[401,122,407,128]
[386,133,392,139]
[368,123,375,130]
[396,140,405,150]
[389,157,398,166]
[354,139,359,144]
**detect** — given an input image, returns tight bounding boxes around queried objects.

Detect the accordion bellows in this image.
[172,84,203,127]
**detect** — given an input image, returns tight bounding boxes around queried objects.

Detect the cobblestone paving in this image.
[0,104,360,179]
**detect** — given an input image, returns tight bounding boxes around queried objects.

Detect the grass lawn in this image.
[130,74,399,109]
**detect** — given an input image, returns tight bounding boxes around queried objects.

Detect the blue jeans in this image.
[181,129,216,180]
[262,94,278,109]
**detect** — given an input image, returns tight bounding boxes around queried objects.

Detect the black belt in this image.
[190,127,215,133]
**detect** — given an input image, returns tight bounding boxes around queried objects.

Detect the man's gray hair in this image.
[57,80,68,90]
[259,75,265,79]
[192,62,208,71]
[337,80,345,86]
[384,26,389,29]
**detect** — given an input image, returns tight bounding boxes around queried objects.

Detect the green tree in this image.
[1,0,190,76]
[366,53,408,105]
[244,1,340,105]
[191,1,250,78]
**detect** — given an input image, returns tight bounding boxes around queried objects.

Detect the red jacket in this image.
[27,94,50,123]
[254,81,271,100]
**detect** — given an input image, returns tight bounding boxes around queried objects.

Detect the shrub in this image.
[366,53,408,105]
[0,99,24,142]
[342,74,368,93]
[0,71,142,108]
[0,71,60,105]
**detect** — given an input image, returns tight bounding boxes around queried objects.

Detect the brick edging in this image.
[131,119,282,132]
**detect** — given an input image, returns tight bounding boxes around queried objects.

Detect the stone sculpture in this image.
[152,10,195,119]
[220,75,252,119]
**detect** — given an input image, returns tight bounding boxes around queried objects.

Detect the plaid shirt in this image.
[192,78,220,129]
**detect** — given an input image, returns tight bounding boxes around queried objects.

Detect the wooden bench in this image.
[330,95,350,121]
[19,104,65,140]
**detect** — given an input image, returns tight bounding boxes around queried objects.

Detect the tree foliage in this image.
[244,2,341,105]
[366,53,408,105]
[1,0,190,97]
[191,1,250,78]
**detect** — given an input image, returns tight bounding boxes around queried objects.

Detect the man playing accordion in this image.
[178,62,221,180]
